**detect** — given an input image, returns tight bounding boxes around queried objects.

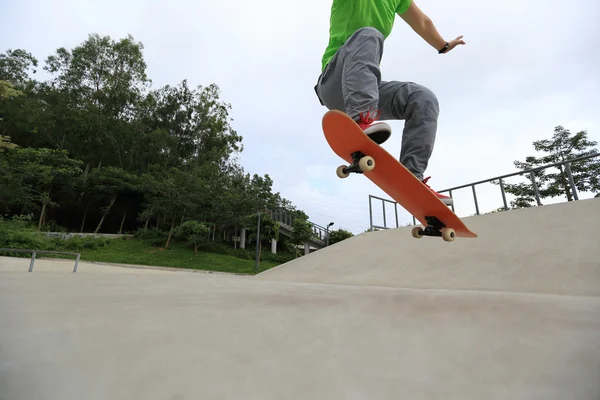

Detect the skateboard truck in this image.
[336,151,375,178]
[411,216,456,242]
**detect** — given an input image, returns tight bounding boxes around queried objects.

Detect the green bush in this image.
[133,227,168,247]
[0,213,36,229]
[0,216,113,257]
[260,251,295,263]
[60,236,111,251]
[39,220,68,233]
[197,241,247,257]
[0,230,56,255]
[195,240,295,263]
[175,221,210,254]
[0,215,57,256]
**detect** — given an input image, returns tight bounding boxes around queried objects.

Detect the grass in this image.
[0,218,286,274]
[0,215,297,274]
[76,237,280,274]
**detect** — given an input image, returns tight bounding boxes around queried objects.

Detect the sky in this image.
[2,0,599,234]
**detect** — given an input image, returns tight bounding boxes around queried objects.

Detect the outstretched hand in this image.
[446,35,466,53]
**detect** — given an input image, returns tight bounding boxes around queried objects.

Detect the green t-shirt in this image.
[321,0,412,71]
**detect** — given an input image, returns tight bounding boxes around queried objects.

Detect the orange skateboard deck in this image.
[322,110,477,242]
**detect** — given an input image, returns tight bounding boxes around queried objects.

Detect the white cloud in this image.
[2,0,599,234]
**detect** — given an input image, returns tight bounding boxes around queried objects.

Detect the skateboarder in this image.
[314,0,465,206]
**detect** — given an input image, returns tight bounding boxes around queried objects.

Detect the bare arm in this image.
[399,1,465,53]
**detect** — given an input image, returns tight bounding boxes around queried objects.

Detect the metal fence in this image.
[368,194,402,231]
[0,248,81,272]
[368,153,599,230]
[268,207,329,245]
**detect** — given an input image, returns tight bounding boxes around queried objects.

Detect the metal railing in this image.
[268,207,327,245]
[0,248,81,272]
[269,207,295,227]
[368,152,599,230]
[308,222,328,244]
[368,194,403,231]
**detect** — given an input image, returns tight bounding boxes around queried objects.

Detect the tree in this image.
[23,34,149,171]
[0,33,312,247]
[0,149,29,212]
[0,147,83,228]
[288,218,314,258]
[0,80,23,99]
[494,125,600,208]
[88,166,141,233]
[0,77,24,152]
[327,228,353,245]
[138,167,205,249]
[176,220,210,255]
[0,133,18,152]
[244,212,279,263]
[0,49,38,85]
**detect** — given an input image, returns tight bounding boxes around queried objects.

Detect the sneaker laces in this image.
[421,176,448,198]
[421,176,432,188]
[358,108,381,126]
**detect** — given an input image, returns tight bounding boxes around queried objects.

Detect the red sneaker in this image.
[357,108,391,145]
[422,176,453,206]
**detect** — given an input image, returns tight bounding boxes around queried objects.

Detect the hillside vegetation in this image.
[0,33,325,269]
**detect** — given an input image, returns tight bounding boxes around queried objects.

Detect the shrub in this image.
[39,220,68,233]
[133,227,168,247]
[0,215,56,256]
[174,221,210,255]
[60,236,111,251]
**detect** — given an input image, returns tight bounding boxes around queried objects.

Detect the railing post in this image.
[394,203,399,228]
[73,253,80,273]
[254,211,261,274]
[471,185,480,215]
[381,199,387,228]
[529,171,542,206]
[499,178,508,210]
[564,163,579,201]
[369,195,373,231]
[448,190,455,212]
[28,252,36,272]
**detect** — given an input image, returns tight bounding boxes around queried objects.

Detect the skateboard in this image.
[322,110,477,242]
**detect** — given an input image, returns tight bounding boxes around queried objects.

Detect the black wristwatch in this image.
[438,42,449,54]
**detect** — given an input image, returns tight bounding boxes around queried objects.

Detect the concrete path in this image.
[1,199,599,399]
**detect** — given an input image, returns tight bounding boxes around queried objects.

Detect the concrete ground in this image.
[1,198,599,399]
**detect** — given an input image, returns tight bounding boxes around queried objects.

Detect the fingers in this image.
[445,36,466,53]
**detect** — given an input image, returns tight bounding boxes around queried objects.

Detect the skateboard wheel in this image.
[411,226,423,239]
[441,228,455,242]
[336,165,349,178]
[358,156,375,172]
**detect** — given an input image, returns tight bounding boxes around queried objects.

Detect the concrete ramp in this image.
[1,198,599,399]
[256,198,600,296]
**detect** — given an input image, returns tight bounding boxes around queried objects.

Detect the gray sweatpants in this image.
[315,27,439,180]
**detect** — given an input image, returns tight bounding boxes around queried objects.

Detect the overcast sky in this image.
[2,0,599,233]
